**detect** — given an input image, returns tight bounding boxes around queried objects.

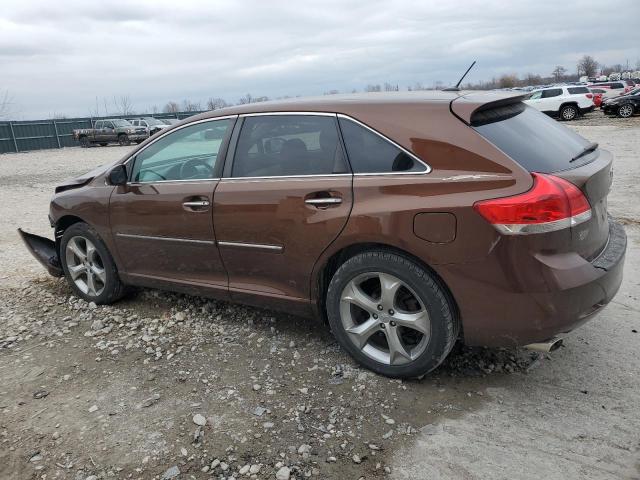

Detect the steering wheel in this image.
[179,158,213,179]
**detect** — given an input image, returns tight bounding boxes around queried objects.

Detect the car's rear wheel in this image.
[79,136,89,148]
[60,222,125,304]
[560,104,578,121]
[326,250,459,378]
[618,104,634,118]
[100,142,108,147]
[118,134,131,146]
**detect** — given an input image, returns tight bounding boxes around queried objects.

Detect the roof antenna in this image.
[442,61,476,91]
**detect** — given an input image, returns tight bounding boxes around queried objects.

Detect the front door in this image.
[213,114,353,304]
[109,117,236,290]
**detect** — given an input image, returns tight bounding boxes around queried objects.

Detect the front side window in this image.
[104,122,114,129]
[232,115,345,177]
[338,117,426,173]
[131,119,231,182]
[528,91,543,100]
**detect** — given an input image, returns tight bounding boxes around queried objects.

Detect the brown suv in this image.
[19,91,626,378]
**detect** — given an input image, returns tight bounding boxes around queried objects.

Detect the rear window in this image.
[568,87,589,94]
[472,104,595,173]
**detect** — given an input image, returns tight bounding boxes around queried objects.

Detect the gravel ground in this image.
[0,113,639,480]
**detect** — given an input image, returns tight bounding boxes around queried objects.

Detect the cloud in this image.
[0,0,637,118]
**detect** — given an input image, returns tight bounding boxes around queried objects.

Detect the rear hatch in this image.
[460,99,611,260]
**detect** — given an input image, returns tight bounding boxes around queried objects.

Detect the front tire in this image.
[326,250,459,378]
[79,136,89,148]
[60,222,125,304]
[118,134,131,146]
[618,104,634,118]
[559,104,578,121]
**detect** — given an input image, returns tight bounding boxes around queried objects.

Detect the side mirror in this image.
[108,164,128,186]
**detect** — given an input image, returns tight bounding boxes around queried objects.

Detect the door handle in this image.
[305,198,342,206]
[183,200,210,207]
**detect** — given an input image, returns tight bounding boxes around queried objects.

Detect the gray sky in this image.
[1,0,638,119]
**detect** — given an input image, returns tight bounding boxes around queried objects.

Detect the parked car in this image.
[161,118,181,125]
[525,86,594,120]
[73,119,148,147]
[588,81,628,96]
[602,90,640,117]
[20,92,626,378]
[128,117,171,136]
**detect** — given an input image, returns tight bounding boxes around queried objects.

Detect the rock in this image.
[220,462,229,471]
[326,456,337,463]
[138,393,160,408]
[298,444,311,454]
[162,465,180,479]
[239,464,250,475]
[88,405,98,413]
[85,476,98,480]
[352,454,362,464]
[250,464,261,474]
[253,384,261,391]
[180,447,188,456]
[211,459,220,469]
[275,466,291,480]
[91,319,104,331]
[421,424,440,435]
[33,390,49,399]
[253,406,267,416]
[175,311,186,321]
[263,422,275,429]
[298,387,308,394]
[192,413,207,426]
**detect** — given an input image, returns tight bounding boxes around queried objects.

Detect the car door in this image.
[109,116,236,292]
[539,88,563,112]
[213,113,353,309]
[93,120,104,141]
[526,91,543,111]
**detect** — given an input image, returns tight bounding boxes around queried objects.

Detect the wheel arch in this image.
[312,242,460,330]
[54,215,87,258]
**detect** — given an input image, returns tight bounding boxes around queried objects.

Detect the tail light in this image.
[474,173,591,234]
[586,93,593,99]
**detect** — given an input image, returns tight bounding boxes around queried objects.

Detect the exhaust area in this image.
[524,337,564,353]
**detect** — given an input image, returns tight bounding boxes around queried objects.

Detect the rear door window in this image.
[541,88,563,98]
[472,104,595,173]
[232,115,346,177]
[568,87,589,94]
[338,117,426,173]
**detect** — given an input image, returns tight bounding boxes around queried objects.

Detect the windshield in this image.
[112,119,132,127]
[144,118,165,126]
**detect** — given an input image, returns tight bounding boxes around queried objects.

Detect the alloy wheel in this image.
[339,272,431,366]
[562,106,577,120]
[65,236,106,297]
[619,105,633,118]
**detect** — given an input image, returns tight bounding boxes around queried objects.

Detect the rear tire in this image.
[118,134,131,146]
[326,250,459,378]
[79,136,89,148]
[618,104,634,118]
[559,104,578,121]
[100,143,108,147]
[60,222,125,305]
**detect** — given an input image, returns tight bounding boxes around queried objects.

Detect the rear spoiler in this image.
[450,91,528,125]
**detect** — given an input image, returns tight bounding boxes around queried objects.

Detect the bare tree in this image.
[206,97,228,110]
[551,66,566,82]
[163,101,180,113]
[324,89,340,95]
[0,89,13,118]
[383,82,399,92]
[577,55,599,77]
[181,99,202,112]
[498,74,519,89]
[365,84,381,92]
[237,93,253,105]
[114,95,134,116]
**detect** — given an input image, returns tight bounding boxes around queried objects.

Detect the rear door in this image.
[109,117,236,290]
[213,113,352,304]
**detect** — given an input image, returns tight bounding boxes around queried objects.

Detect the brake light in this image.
[586,93,593,99]
[473,173,591,234]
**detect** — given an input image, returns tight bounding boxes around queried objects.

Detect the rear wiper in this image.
[570,142,598,163]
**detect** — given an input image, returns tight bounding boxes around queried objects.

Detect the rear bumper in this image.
[17,229,63,277]
[439,220,627,347]
[580,105,595,114]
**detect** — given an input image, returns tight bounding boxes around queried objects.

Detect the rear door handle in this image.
[305,198,342,206]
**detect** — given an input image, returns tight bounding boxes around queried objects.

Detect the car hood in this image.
[54,163,112,193]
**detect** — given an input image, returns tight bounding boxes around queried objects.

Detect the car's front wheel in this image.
[60,222,125,304]
[326,250,459,378]
[618,104,634,118]
[118,134,131,146]
[560,104,578,121]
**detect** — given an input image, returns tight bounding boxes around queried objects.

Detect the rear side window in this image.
[568,87,589,94]
[541,88,562,98]
[473,104,594,173]
[338,118,426,173]
[232,115,346,177]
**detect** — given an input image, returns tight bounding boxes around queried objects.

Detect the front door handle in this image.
[305,198,342,206]
[182,199,210,211]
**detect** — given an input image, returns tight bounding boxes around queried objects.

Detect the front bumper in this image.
[438,220,627,347]
[18,229,63,277]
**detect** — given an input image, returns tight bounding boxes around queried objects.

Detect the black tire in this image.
[617,104,634,118]
[559,104,578,121]
[60,222,125,305]
[79,136,89,148]
[118,134,131,146]
[100,143,108,147]
[135,140,144,144]
[326,250,459,378]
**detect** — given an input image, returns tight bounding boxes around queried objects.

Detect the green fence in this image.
[0,112,205,154]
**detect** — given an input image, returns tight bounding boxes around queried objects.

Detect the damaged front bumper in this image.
[17,228,64,277]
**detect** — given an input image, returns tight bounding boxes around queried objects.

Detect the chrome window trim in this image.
[217,241,283,252]
[220,173,351,182]
[336,113,432,174]
[240,111,336,117]
[115,232,215,245]
[126,178,221,186]
[120,115,238,185]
